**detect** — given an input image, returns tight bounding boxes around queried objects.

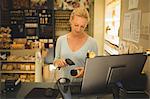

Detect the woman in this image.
[53,7,98,82]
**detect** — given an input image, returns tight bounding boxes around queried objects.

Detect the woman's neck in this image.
[68,32,87,39]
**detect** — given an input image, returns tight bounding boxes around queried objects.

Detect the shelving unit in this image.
[0,49,43,82]
[0,71,35,74]
[54,10,72,37]
[8,0,55,49]
[0,27,12,49]
[38,9,54,39]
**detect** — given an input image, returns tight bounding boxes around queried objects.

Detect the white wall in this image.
[93,0,105,55]
[93,0,150,95]
[120,0,150,94]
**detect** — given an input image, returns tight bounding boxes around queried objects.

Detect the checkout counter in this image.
[1,53,149,99]
[1,81,149,99]
[0,82,113,99]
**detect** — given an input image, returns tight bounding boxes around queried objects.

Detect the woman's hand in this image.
[53,59,67,68]
[74,66,84,78]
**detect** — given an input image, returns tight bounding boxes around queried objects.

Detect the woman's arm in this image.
[74,66,84,78]
[53,37,67,67]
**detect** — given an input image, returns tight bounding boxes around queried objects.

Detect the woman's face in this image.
[70,15,88,35]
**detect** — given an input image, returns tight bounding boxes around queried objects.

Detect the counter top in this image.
[1,82,147,99]
[0,82,113,99]
[1,82,58,99]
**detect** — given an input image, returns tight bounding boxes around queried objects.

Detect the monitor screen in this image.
[81,53,147,95]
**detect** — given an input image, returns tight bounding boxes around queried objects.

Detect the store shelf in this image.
[54,10,72,37]
[0,49,42,82]
[0,70,35,73]
[0,49,38,52]
[1,61,35,63]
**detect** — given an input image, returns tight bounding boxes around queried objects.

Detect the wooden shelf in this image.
[1,60,35,63]
[0,49,39,52]
[0,70,35,73]
[0,49,43,82]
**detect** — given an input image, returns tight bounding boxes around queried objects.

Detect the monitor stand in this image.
[106,66,149,99]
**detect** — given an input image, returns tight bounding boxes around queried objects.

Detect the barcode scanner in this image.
[58,58,75,70]
[65,58,75,65]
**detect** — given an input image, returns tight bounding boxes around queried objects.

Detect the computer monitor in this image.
[81,53,147,95]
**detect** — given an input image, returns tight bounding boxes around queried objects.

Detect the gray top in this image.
[54,34,98,82]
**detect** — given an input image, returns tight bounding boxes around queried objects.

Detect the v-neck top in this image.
[54,34,98,82]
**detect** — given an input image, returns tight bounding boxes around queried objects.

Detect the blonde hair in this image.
[69,7,90,23]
